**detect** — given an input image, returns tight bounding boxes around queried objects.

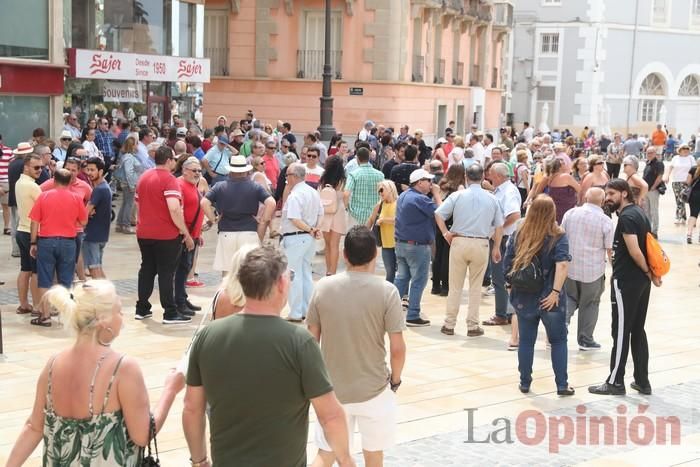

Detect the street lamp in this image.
[317,0,336,140]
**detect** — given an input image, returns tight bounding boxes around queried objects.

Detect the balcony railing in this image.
[453,61,464,85]
[205,47,229,76]
[296,50,343,80]
[434,59,445,84]
[492,67,499,88]
[470,64,480,86]
[412,55,425,82]
[493,3,514,28]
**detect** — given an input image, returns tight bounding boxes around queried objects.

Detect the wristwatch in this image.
[389,375,402,392]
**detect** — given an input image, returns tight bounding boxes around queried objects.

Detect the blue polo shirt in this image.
[395,187,437,244]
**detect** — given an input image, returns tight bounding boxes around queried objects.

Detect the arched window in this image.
[639,73,665,96]
[679,75,700,97]
[638,73,665,123]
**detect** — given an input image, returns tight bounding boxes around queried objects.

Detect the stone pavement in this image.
[1,189,700,466]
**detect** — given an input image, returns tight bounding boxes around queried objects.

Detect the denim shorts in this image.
[36,237,76,289]
[82,241,106,269]
[15,231,37,273]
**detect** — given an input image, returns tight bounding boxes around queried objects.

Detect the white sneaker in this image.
[483,285,496,296]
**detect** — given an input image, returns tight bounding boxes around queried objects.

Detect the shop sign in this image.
[68,49,210,83]
[103,81,142,103]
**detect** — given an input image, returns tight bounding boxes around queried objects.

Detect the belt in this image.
[397,239,431,246]
[452,234,488,239]
[282,231,310,237]
[38,236,76,240]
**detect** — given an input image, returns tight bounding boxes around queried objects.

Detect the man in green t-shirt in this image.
[183,245,355,467]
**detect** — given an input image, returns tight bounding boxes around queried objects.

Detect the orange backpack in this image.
[646,232,670,277]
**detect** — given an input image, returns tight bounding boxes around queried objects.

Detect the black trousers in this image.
[607,277,651,386]
[432,226,450,291]
[136,237,183,317]
[607,163,621,180]
[174,243,197,307]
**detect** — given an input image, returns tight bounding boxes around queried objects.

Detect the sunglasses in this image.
[61,138,72,141]
[186,168,202,173]
[31,165,43,171]
[595,162,604,166]
[266,146,275,149]
[308,154,319,159]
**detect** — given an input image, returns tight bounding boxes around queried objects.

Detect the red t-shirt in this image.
[29,188,88,238]
[40,177,92,233]
[135,168,182,240]
[178,178,204,239]
[263,154,280,190]
[201,139,213,153]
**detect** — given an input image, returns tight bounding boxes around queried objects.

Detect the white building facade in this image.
[508,0,700,139]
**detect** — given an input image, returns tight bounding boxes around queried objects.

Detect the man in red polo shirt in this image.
[29,168,88,326]
[174,157,206,316]
[40,157,92,281]
[135,145,194,324]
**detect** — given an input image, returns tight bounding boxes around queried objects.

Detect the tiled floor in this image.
[0,191,699,466]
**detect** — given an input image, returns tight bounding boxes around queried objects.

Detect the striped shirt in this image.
[346,163,384,224]
[561,203,614,282]
[0,144,12,184]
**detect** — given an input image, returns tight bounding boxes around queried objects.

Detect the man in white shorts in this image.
[307,225,406,466]
[201,155,275,275]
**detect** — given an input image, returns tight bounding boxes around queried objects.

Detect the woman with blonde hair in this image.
[447,135,466,167]
[367,179,399,282]
[212,243,257,319]
[7,280,184,466]
[503,195,574,396]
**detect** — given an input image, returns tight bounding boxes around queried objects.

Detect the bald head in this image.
[585,187,605,206]
[174,140,187,155]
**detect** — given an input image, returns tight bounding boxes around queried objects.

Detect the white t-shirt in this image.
[670,155,694,182]
[471,142,485,165]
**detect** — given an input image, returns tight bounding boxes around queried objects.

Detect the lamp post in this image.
[318,0,336,140]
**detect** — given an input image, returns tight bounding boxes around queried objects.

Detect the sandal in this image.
[16,306,34,315]
[30,316,52,327]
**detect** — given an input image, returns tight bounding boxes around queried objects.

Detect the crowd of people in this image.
[2,111,699,466]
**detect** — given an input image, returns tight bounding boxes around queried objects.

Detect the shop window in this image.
[70,0,173,54]
[0,96,50,147]
[0,0,49,60]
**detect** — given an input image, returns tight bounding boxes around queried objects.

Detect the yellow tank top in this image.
[379,202,396,248]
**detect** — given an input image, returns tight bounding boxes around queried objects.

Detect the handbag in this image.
[680,177,699,204]
[140,414,160,466]
[507,254,544,293]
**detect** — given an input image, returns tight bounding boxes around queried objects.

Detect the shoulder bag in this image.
[680,176,699,204]
[140,414,160,466]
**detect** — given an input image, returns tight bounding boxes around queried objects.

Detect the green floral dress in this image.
[42,353,141,466]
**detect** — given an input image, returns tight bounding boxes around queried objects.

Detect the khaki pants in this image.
[443,237,490,330]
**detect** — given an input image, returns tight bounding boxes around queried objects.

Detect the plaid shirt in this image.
[94,129,115,161]
[346,163,384,224]
[561,203,613,282]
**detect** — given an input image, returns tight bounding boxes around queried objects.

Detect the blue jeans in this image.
[36,237,77,289]
[283,234,316,319]
[116,185,135,227]
[517,306,569,390]
[381,247,396,283]
[490,236,510,318]
[394,242,430,320]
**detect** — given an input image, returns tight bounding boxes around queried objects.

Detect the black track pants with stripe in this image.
[607,277,651,387]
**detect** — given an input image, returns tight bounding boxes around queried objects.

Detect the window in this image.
[0,96,50,147]
[72,0,174,54]
[178,1,196,57]
[639,73,665,96]
[205,7,229,76]
[540,33,559,54]
[679,75,700,96]
[652,0,667,23]
[692,0,700,25]
[0,0,49,59]
[297,11,342,79]
[542,0,561,4]
[639,99,662,122]
[694,0,700,15]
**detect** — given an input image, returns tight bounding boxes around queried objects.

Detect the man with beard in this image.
[82,157,112,279]
[589,179,661,396]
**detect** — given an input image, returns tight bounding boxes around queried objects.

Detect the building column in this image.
[364,0,407,81]
[255,0,280,77]
[50,0,64,139]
